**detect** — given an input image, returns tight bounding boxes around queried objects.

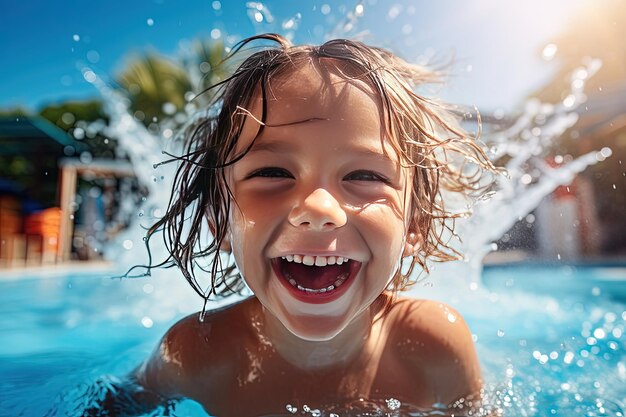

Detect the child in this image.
[135,33,494,416]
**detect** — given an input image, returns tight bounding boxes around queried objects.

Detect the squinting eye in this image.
[247,167,294,179]
[344,170,389,183]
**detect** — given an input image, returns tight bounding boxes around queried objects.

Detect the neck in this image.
[259,295,389,371]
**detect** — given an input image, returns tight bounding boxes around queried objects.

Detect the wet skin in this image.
[136,61,483,416]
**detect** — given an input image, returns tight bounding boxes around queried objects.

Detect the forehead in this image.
[236,60,388,150]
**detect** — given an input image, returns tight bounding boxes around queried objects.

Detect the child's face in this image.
[226,62,413,341]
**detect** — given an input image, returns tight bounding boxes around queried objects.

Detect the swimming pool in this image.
[1,262,625,416]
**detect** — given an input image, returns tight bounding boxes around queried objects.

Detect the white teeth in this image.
[282,255,351,266]
[284,274,349,294]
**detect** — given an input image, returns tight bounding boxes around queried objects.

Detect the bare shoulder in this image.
[386,297,483,405]
[135,297,256,398]
[387,297,474,347]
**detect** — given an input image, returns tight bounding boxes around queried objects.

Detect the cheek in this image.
[226,200,278,277]
[358,203,407,258]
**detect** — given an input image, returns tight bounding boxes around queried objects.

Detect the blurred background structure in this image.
[0,0,624,268]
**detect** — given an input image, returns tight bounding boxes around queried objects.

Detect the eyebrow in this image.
[246,140,296,155]
[247,139,398,164]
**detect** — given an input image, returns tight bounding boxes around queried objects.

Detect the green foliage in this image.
[117,53,193,126]
[39,100,118,159]
[0,107,31,117]
[116,39,230,128]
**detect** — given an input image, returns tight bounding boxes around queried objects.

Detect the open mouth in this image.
[271,255,361,303]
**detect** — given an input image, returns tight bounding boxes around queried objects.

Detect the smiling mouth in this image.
[271,255,361,299]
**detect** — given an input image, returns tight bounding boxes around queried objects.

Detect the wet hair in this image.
[146,33,496,302]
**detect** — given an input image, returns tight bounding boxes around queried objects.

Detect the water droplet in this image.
[246,2,273,24]
[86,50,100,64]
[72,34,80,42]
[83,70,97,83]
[285,404,297,414]
[141,316,154,328]
[593,328,606,339]
[162,102,176,115]
[386,397,401,411]
[282,13,301,30]
[562,94,576,108]
[497,329,505,337]
[542,43,558,60]
[388,4,402,20]
[210,28,222,39]
[147,18,154,26]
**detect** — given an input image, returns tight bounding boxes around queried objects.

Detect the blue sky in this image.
[0,0,594,113]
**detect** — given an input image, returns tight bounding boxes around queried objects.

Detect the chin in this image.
[281,313,352,342]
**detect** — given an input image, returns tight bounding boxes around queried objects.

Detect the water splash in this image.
[428,58,606,287]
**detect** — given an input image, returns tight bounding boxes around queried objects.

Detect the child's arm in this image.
[73,374,177,417]
[133,314,209,399]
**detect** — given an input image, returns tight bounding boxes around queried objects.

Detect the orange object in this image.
[25,207,61,262]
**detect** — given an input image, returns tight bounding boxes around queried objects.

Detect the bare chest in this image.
[199,345,433,417]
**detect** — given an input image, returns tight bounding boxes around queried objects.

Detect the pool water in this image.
[1,263,625,416]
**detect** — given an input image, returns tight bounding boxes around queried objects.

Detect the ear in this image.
[208,221,232,252]
[403,231,422,258]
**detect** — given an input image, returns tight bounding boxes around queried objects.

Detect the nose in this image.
[288,188,347,231]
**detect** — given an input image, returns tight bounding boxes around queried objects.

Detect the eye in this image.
[246,167,294,179]
[344,170,389,183]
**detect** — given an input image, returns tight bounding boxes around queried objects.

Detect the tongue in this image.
[281,260,349,290]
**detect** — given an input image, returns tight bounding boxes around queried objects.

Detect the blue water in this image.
[1,263,625,416]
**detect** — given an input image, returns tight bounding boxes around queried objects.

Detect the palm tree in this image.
[117,53,193,126]
[176,39,232,113]
[117,40,231,127]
